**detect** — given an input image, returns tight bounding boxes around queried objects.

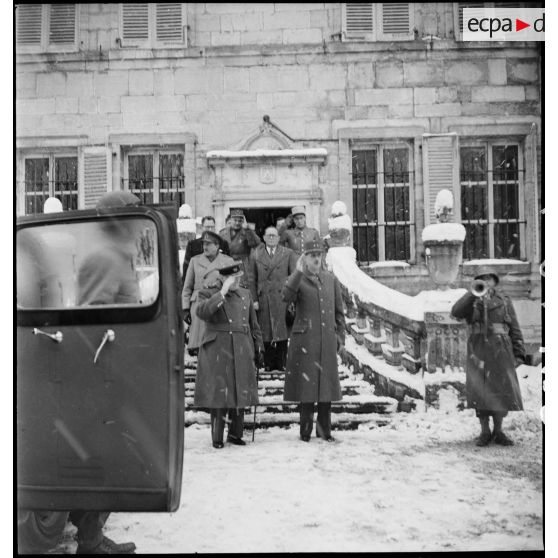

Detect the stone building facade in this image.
[15,3,542,345]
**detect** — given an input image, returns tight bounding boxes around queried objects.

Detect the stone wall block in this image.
[355,88,413,106]
[283,28,323,44]
[129,70,154,96]
[175,68,223,94]
[17,98,56,116]
[94,71,129,97]
[471,85,526,103]
[446,61,488,85]
[211,31,241,47]
[37,73,66,98]
[263,11,310,30]
[414,87,436,105]
[250,66,309,92]
[347,62,375,89]
[309,64,346,91]
[376,62,404,88]
[98,96,121,114]
[224,67,250,92]
[78,97,98,114]
[488,58,507,85]
[506,60,539,84]
[240,30,283,45]
[415,103,462,117]
[404,62,445,86]
[153,69,175,96]
[16,73,36,98]
[55,97,78,114]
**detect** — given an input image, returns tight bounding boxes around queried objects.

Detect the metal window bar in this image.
[121,177,185,207]
[460,168,525,260]
[352,169,414,264]
[21,179,79,215]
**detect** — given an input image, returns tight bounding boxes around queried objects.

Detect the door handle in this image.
[93,329,115,364]
[33,328,63,343]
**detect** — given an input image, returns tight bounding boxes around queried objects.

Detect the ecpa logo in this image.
[463,7,544,42]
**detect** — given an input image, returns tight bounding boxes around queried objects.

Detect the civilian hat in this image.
[303,239,324,254]
[291,205,306,217]
[230,209,244,218]
[218,260,244,277]
[201,231,222,245]
[474,272,499,285]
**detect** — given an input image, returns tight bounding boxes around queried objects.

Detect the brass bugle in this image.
[471,278,488,297]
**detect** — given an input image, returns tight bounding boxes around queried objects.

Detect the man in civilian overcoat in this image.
[451,270,526,447]
[282,239,346,442]
[249,226,298,371]
[194,261,265,448]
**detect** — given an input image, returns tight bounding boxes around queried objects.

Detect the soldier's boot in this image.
[77,536,136,554]
[475,416,492,447]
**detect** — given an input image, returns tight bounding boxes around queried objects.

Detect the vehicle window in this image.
[17,217,159,309]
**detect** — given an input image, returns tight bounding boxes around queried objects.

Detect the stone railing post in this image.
[424,312,468,373]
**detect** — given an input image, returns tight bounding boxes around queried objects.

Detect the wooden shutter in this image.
[155,3,184,43]
[122,3,149,42]
[381,3,412,38]
[16,4,43,46]
[343,3,375,40]
[49,4,76,45]
[422,134,460,226]
[82,148,111,209]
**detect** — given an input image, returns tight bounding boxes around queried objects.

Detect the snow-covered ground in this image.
[52,365,543,554]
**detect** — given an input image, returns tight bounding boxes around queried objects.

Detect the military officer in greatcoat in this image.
[194,261,265,448]
[248,226,298,371]
[182,231,234,356]
[278,205,321,256]
[218,209,261,288]
[451,270,526,447]
[282,239,346,443]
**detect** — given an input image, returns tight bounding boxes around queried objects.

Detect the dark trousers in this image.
[210,408,244,443]
[300,402,332,438]
[69,511,110,548]
[476,409,508,419]
[263,340,287,370]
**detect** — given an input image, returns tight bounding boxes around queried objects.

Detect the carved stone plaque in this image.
[260,163,276,184]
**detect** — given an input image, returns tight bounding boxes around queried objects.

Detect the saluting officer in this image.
[278,205,321,256]
[282,239,346,443]
[218,208,261,287]
[194,261,265,448]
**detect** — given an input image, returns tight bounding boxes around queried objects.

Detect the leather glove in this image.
[256,350,265,369]
[184,309,191,325]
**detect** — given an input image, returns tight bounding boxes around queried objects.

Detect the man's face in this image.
[304,251,322,274]
[202,240,219,258]
[264,227,279,249]
[202,219,215,232]
[294,214,306,229]
[231,216,244,231]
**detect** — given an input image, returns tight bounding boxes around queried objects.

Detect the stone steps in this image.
[183,355,398,429]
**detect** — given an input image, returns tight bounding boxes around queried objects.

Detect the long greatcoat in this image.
[279,226,321,255]
[282,269,345,402]
[182,252,234,349]
[248,244,298,343]
[451,291,525,412]
[194,285,264,408]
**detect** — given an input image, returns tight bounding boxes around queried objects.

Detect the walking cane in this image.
[252,363,260,442]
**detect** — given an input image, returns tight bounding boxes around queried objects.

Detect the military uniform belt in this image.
[207,323,249,334]
[470,323,509,335]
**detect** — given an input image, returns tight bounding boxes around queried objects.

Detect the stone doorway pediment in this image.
[206,119,327,230]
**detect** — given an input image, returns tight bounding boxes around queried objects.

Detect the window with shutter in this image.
[16,4,43,46]
[83,148,111,209]
[120,3,186,48]
[16,4,78,50]
[422,134,460,227]
[342,3,413,42]
[49,4,76,44]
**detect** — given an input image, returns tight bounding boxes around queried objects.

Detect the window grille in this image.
[352,145,413,263]
[460,143,525,259]
[23,155,78,215]
[122,150,185,206]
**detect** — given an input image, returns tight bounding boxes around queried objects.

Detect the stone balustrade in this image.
[327,245,468,408]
